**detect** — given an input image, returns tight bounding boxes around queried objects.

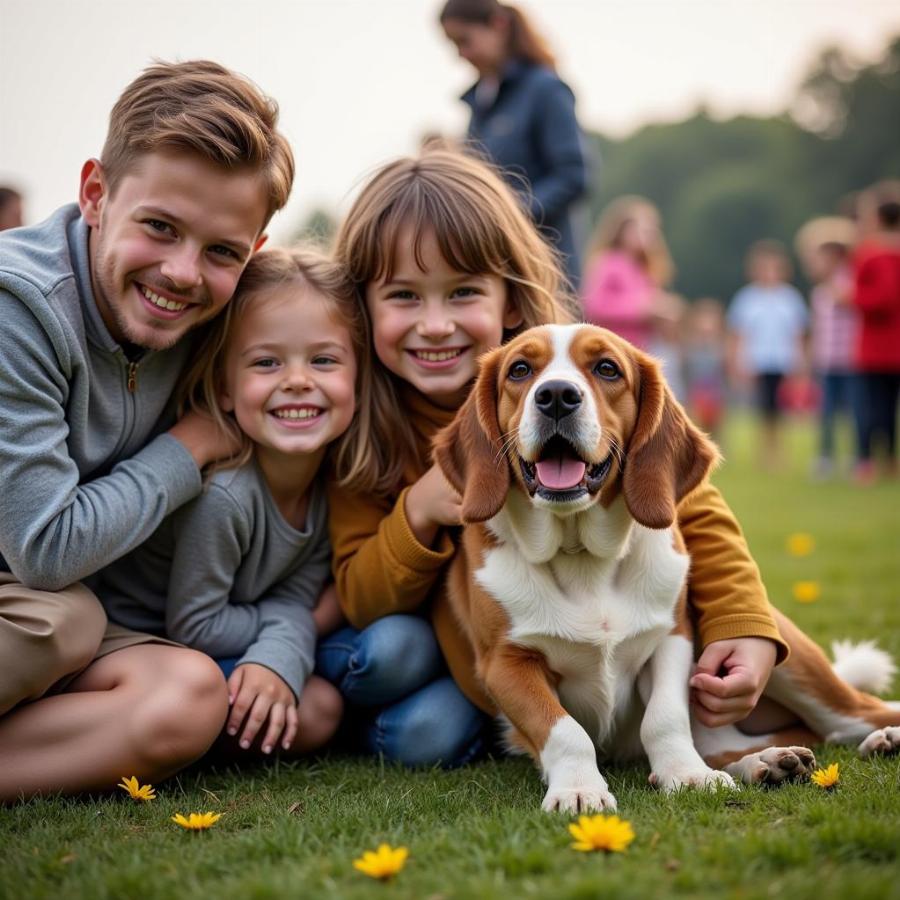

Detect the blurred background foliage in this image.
[295,36,899,304]
[584,35,900,302]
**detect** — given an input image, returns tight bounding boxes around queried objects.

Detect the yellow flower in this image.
[569,814,635,853]
[786,533,815,557]
[171,812,223,831]
[811,763,840,789]
[792,581,821,603]
[117,776,156,801]
[352,844,409,880]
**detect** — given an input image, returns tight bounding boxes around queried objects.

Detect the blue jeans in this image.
[853,371,900,462]
[818,371,855,459]
[315,614,489,768]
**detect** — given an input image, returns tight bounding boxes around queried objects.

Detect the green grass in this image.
[3,415,899,900]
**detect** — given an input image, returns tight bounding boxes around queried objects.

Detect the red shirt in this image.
[853,237,900,371]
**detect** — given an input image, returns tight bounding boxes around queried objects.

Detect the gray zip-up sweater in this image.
[0,204,201,590]
[97,462,329,698]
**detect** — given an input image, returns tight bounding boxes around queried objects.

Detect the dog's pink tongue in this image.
[535,457,586,490]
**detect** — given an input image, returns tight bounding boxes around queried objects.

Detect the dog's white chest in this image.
[476,509,689,748]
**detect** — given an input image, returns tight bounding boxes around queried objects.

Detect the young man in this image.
[0,60,294,800]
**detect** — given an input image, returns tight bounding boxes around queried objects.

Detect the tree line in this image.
[584,35,900,302]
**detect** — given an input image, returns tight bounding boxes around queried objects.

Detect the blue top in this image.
[462,60,589,290]
[727,282,809,375]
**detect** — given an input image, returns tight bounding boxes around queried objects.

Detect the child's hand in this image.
[689,638,777,728]
[226,663,298,754]
[169,409,242,469]
[405,463,463,547]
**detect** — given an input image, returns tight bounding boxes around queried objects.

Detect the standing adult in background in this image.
[440,0,589,292]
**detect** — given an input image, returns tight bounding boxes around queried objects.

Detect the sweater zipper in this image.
[127,361,138,393]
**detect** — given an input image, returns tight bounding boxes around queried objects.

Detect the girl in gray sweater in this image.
[100,247,372,757]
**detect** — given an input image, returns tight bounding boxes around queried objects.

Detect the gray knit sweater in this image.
[98,462,329,698]
[0,205,201,590]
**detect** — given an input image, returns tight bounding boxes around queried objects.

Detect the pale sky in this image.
[2,0,898,244]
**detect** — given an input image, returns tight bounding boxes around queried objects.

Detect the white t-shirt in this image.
[728,283,808,374]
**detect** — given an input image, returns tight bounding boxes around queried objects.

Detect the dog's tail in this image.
[831,639,897,695]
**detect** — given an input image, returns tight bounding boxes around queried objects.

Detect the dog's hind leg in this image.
[693,721,819,785]
[764,610,900,752]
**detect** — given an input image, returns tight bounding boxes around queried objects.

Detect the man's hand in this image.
[168,409,242,470]
[689,638,778,728]
[226,663,298,754]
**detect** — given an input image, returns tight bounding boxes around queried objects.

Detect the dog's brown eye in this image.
[508,360,532,381]
[594,359,620,380]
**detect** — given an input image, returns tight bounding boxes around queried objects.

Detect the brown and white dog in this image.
[433,323,900,813]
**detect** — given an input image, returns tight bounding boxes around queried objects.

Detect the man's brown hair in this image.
[101,60,294,226]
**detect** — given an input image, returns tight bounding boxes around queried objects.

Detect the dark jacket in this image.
[462,60,589,289]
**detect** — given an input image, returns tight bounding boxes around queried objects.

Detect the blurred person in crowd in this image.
[727,240,809,469]
[581,196,675,351]
[795,217,857,479]
[0,187,24,231]
[440,0,588,291]
[850,182,900,483]
[685,297,728,443]
[419,131,458,152]
[648,290,687,403]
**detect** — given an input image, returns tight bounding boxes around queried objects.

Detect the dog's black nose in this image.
[535,379,582,421]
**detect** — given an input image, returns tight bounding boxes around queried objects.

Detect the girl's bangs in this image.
[373,180,509,284]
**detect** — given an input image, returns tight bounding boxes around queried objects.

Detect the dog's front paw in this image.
[858,726,900,757]
[724,746,817,785]
[542,769,617,814]
[650,765,736,793]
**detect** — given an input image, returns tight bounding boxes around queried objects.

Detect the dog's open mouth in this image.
[519,435,612,501]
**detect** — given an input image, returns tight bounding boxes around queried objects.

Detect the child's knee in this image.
[347,616,442,702]
[295,676,344,751]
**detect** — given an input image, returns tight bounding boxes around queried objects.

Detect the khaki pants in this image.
[0,573,174,715]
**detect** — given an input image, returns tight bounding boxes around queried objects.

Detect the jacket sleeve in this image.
[328,480,454,629]
[528,78,588,223]
[678,481,789,663]
[164,486,261,657]
[236,528,330,700]
[0,293,201,590]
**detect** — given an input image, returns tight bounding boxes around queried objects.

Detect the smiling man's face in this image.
[80,151,269,350]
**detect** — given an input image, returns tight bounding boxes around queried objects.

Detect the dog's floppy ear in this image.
[622,353,719,529]
[433,347,510,523]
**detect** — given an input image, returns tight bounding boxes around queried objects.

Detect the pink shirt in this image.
[581,250,655,349]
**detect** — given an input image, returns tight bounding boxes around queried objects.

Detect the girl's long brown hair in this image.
[179,245,374,489]
[334,148,576,497]
[439,0,556,71]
